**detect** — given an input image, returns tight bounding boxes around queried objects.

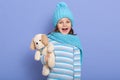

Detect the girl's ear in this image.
[30,39,36,50]
[41,34,48,46]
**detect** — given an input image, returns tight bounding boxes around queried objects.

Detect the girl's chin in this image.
[60,30,69,34]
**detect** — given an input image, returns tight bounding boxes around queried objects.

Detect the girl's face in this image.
[57,18,72,35]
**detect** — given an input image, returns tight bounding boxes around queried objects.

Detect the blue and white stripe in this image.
[41,39,82,80]
[74,47,81,80]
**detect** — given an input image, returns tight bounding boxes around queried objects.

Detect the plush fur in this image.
[30,34,55,76]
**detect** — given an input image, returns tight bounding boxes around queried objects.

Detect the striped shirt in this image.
[41,38,82,80]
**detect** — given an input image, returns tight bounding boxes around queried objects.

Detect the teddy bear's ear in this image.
[30,38,36,50]
[41,34,48,46]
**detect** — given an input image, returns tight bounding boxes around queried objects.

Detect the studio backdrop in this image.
[0,0,120,80]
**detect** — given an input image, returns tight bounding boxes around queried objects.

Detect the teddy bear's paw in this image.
[34,55,40,61]
[42,65,50,76]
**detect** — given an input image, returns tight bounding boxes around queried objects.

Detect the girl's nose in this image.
[63,22,66,27]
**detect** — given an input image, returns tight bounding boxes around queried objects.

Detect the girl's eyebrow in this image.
[66,19,70,21]
[59,20,63,22]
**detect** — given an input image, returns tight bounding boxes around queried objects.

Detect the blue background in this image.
[0,0,120,80]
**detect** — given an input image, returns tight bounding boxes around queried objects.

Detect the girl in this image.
[41,2,83,80]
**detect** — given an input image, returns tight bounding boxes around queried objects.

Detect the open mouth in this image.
[62,28,68,31]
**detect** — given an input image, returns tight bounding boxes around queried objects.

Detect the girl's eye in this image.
[66,21,70,23]
[39,40,41,41]
[59,21,63,24]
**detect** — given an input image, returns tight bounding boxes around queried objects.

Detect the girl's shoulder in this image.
[48,38,76,48]
[48,38,60,44]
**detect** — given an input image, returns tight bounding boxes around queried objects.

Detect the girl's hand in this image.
[45,54,50,63]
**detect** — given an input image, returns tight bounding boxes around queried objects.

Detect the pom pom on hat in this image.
[53,2,74,27]
[57,2,68,7]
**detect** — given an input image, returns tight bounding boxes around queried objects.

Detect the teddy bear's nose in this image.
[36,42,38,45]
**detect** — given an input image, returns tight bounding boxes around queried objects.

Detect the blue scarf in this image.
[48,32,83,62]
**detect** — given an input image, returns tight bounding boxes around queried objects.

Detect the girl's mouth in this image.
[60,27,70,34]
[61,28,69,33]
[62,28,68,31]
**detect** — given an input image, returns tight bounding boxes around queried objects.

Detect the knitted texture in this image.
[47,39,82,79]
[48,32,83,63]
[53,2,74,27]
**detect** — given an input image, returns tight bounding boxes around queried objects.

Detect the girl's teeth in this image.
[62,28,68,30]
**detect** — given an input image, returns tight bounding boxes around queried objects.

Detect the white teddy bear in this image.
[30,34,55,76]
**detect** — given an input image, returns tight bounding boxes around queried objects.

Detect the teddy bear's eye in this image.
[39,40,41,41]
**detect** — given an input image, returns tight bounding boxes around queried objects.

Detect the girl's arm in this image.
[74,47,82,80]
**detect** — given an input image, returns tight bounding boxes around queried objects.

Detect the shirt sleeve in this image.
[74,47,82,80]
[41,55,46,65]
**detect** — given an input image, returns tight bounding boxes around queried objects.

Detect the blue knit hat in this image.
[53,2,74,27]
